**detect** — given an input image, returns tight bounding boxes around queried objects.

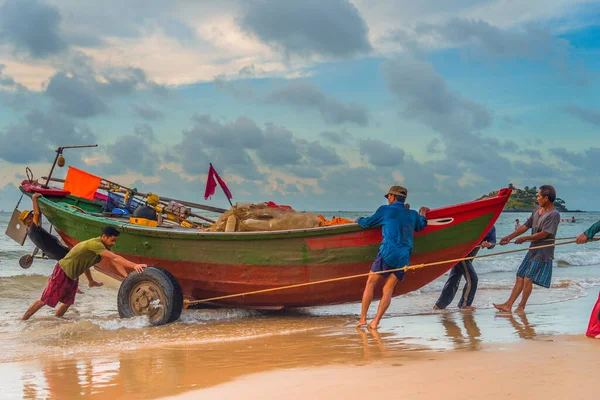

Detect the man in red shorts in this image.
[21,226,147,320]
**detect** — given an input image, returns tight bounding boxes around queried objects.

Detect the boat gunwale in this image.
[21,186,511,240]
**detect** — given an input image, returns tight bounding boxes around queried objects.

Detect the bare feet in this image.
[460,306,476,311]
[493,303,512,312]
[88,280,104,288]
[76,288,84,294]
[356,319,367,328]
[367,321,379,330]
[595,334,600,339]
[433,305,441,310]
[514,307,526,314]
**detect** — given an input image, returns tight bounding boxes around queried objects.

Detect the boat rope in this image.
[183,237,598,306]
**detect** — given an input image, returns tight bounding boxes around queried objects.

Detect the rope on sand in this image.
[183,238,599,307]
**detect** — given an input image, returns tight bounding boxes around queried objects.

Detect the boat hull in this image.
[34,189,511,308]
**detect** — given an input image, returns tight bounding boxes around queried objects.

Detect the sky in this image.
[0,0,599,212]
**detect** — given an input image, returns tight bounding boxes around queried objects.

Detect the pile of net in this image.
[206,203,352,232]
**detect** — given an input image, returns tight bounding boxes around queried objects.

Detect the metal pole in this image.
[43,147,63,188]
[43,144,98,188]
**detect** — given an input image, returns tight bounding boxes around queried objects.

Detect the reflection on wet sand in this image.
[439,311,482,350]
[17,322,433,399]
[496,313,537,339]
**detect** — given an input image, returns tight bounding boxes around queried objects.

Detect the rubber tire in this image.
[117,266,183,326]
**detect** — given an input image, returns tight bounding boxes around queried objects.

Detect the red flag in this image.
[204,164,233,200]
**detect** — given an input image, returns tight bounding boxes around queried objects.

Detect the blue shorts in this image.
[517,256,553,288]
[370,252,407,281]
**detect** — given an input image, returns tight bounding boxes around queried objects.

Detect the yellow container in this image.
[129,217,158,227]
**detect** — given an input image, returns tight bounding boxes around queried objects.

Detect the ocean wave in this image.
[0,249,30,260]
[555,251,600,267]
[93,316,151,330]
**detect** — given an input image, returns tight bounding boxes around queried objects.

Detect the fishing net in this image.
[207,203,321,232]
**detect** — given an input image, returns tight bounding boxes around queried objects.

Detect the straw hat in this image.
[384,185,408,198]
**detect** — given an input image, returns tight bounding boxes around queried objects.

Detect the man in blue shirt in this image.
[355,185,428,329]
[434,226,496,310]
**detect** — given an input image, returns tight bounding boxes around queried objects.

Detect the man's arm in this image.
[481,226,496,249]
[414,207,429,232]
[514,230,551,244]
[500,224,529,245]
[31,193,42,226]
[99,250,147,278]
[355,206,385,228]
[577,220,600,244]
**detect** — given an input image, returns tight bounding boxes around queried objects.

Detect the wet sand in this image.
[168,335,598,400]
[2,287,599,399]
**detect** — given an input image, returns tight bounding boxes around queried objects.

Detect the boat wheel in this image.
[129,281,167,323]
[117,267,183,326]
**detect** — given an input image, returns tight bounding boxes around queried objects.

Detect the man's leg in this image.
[494,276,525,312]
[357,273,382,327]
[434,264,463,309]
[515,278,533,313]
[368,274,398,329]
[458,261,478,309]
[21,300,46,320]
[55,303,71,317]
[84,269,103,288]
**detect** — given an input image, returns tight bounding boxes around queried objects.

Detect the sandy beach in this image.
[2,288,599,399]
[167,335,598,400]
[1,211,599,399]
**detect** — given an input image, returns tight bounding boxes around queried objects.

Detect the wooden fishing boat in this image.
[18,177,511,324]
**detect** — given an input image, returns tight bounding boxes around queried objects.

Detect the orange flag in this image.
[63,167,102,200]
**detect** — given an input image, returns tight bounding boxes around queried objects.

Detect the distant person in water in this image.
[514,219,520,230]
[571,216,576,223]
[21,226,147,320]
[354,186,428,329]
[434,225,496,310]
[20,193,102,290]
[494,185,560,313]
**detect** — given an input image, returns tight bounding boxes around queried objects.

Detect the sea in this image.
[0,210,599,399]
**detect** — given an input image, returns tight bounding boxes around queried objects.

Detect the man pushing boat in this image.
[21,226,147,320]
[19,193,103,290]
[355,185,428,329]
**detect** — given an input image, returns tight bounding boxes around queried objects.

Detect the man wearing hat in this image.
[355,185,429,329]
[19,193,103,289]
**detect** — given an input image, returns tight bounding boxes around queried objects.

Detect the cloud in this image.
[44,72,108,118]
[563,106,600,126]
[415,18,568,60]
[175,115,264,180]
[102,133,161,176]
[134,123,157,140]
[188,115,264,149]
[359,138,405,167]
[266,81,369,126]
[382,56,492,139]
[385,17,588,86]
[0,109,97,164]
[304,140,344,166]
[319,130,352,145]
[0,0,67,58]
[549,147,600,176]
[239,0,372,58]
[256,123,301,166]
[132,103,165,121]
[43,55,169,118]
